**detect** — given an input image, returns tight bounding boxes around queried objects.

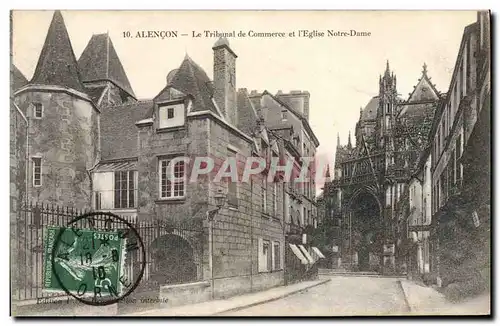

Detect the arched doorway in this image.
[150,234,197,285]
[348,190,383,272]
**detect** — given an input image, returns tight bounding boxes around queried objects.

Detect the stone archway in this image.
[347,188,383,272]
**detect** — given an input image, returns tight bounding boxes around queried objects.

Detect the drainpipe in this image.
[207,210,214,299]
[14,103,29,209]
[250,178,253,291]
[282,179,287,285]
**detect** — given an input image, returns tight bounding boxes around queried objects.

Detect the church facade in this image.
[323,62,442,273]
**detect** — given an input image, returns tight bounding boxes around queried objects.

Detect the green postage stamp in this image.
[43,226,127,298]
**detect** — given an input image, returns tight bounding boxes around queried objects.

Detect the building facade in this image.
[11,10,324,302]
[392,11,490,291]
[429,11,490,292]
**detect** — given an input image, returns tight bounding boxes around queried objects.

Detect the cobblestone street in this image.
[220,276,410,316]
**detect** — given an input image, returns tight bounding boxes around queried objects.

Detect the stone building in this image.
[323,61,442,273]
[11,10,322,301]
[428,12,490,294]
[248,89,321,281]
[391,12,490,291]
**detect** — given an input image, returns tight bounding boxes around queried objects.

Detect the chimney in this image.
[213,37,237,125]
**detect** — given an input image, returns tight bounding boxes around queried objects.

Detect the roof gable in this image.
[236,89,259,136]
[407,69,439,104]
[398,65,440,118]
[78,33,136,98]
[30,11,85,93]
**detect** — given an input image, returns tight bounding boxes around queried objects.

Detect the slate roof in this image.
[30,11,86,93]
[85,86,107,105]
[236,89,259,136]
[334,146,351,167]
[100,101,153,160]
[78,33,136,98]
[11,64,28,91]
[154,55,218,115]
[361,96,379,120]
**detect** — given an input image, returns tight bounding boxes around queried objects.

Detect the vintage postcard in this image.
[10,10,491,317]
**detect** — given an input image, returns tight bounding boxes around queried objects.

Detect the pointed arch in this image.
[347,185,382,217]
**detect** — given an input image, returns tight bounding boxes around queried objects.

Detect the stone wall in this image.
[14,91,99,209]
[207,118,285,298]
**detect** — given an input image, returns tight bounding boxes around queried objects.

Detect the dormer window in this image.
[158,101,185,130]
[33,102,43,119]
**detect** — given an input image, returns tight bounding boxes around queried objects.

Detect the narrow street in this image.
[219,276,409,316]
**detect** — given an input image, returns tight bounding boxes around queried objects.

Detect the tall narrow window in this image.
[159,157,186,199]
[32,157,42,186]
[33,103,43,119]
[114,171,136,208]
[258,239,271,272]
[167,107,174,119]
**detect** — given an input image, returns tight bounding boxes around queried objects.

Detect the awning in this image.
[312,247,325,259]
[93,160,138,172]
[298,245,315,264]
[289,244,308,265]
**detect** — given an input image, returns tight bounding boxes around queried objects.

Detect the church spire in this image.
[324,164,331,183]
[347,131,352,149]
[385,60,390,77]
[337,132,340,148]
[30,10,85,93]
[422,62,428,76]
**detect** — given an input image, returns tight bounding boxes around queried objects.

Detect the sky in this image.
[11,10,478,194]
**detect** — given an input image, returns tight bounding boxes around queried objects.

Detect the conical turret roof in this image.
[30,11,85,93]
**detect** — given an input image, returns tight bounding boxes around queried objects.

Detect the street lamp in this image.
[207,189,226,299]
[207,189,226,221]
